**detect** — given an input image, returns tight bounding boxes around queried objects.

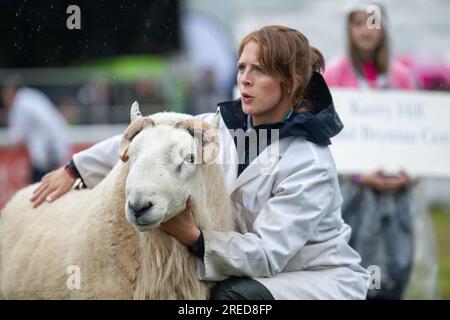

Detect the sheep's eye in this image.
[184,154,195,164]
[177,154,195,173]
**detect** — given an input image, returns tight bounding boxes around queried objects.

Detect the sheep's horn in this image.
[175,119,219,164]
[130,101,142,122]
[120,117,155,162]
[175,119,204,137]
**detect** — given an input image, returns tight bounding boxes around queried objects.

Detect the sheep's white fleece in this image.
[0,112,235,299]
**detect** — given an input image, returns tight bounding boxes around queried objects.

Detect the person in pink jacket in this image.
[325,3,415,90]
[324,0,416,300]
[324,53,415,90]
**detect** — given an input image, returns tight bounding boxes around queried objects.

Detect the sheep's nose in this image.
[128,201,153,218]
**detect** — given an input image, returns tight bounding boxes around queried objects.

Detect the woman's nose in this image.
[239,70,252,86]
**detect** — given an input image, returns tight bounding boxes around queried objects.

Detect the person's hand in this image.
[30,166,75,208]
[360,170,412,192]
[158,197,200,247]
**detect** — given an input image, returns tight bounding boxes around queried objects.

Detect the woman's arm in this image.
[72,134,121,188]
[30,134,121,207]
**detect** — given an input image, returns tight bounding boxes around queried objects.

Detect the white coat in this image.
[73,109,369,300]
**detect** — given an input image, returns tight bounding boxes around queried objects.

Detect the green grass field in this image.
[431,207,450,299]
[403,206,450,300]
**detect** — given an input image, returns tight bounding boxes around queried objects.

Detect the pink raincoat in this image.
[324,56,416,90]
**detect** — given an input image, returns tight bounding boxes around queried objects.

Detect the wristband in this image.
[64,161,79,180]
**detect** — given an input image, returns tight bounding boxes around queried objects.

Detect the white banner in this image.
[329,89,450,178]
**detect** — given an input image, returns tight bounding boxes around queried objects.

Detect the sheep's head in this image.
[121,102,219,232]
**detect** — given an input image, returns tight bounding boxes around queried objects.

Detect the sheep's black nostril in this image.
[128,201,153,218]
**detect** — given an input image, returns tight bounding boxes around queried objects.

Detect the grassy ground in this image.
[431,207,450,299]
[404,206,450,300]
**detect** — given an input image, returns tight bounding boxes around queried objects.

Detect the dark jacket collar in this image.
[217,72,343,145]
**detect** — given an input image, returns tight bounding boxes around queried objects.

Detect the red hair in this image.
[238,25,325,112]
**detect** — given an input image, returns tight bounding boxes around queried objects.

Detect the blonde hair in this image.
[238,25,324,112]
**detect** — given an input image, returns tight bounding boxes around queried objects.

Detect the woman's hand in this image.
[359,170,412,192]
[158,197,201,247]
[30,166,75,208]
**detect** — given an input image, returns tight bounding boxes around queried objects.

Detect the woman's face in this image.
[349,11,384,54]
[237,41,289,126]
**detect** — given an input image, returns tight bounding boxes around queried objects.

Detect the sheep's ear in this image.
[130,101,142,123]
[119,117,155,162]
[175,119,219,164]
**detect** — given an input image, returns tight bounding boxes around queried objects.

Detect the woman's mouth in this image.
[241,94,254,104]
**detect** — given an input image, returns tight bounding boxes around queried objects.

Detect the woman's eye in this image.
[238,64,245,72]
[352,19,365,27]
[254,66,264,74]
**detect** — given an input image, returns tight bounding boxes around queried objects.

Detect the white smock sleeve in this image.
[72,135,121,188]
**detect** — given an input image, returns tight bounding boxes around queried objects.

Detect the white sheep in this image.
[0,102,235,299]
